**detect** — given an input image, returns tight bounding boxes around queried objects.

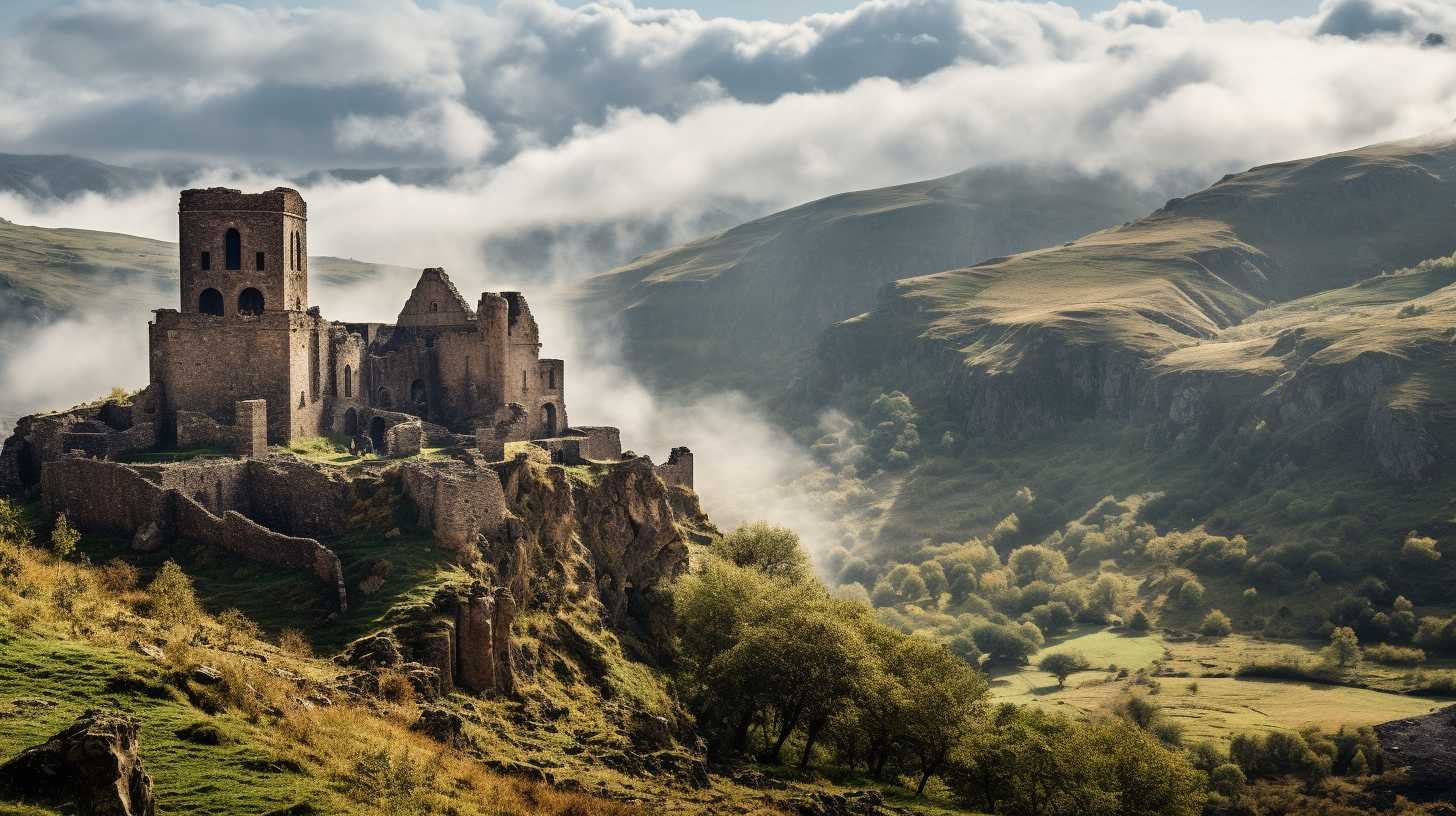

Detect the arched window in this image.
[289,232,294,270]
[343,366,352,397]
[429,302,439,313]
[225,228,241,270]
[410,379,427,406]
[293,231,302,270]
[238,287,264,316]
[198,288,224,316]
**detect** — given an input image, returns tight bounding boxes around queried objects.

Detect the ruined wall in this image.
[575,427,622,461]
[42,456,347,610]
[396,268,475,328]
[399,461,509,555]
[287,312,332,440]
[655,447,694,489]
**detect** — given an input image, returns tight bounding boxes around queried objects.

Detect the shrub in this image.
[1174,578,1206,610]
[1210,763,1246,795]
[376,670,415,705]
[217,608,261,646]
[1363,643,1425,666]
[1130,607,1152,631]
[98,559,139,594]
[1200,610,1233,637]
[278,628,313,657]
[49,513,80,558]
[973,622,1040,665]
[146,561,201,628]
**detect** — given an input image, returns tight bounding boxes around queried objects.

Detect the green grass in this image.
[0,630,321,814]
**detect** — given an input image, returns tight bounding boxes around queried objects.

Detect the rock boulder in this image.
[0,708,156,816]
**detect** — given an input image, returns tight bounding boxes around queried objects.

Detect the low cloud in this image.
[4,0,1456,548]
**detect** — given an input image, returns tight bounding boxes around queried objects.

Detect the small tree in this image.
[50,513,80,559]
[0,498,33,549]
[1200,609,1233,637]
[1323,626,1361,669]
[1038,652,1089,688]
[1130,607,1152,631]
[147,560,201,628]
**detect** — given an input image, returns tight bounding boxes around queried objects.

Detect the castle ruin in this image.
[0,190,699,660]
[146,186,571,453]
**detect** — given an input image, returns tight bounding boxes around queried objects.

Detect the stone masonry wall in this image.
[654,447,694,489]
[42,456,347,610]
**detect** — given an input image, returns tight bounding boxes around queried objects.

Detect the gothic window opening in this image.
[238,287,264,316]
[225,228,241,270]
[309,330,321,402]
[344,366,352,397]
[199,288,224,316]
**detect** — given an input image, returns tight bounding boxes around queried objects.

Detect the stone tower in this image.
[178,187,308,316]
[150,187,331,444]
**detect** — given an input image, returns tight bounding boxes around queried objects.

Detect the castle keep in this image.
[147,187,569,452]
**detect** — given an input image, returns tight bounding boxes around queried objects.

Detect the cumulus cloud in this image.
[4,0,1456,548]
[1315,0,1455,40]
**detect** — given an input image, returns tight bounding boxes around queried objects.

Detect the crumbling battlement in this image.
[655,447,694,489]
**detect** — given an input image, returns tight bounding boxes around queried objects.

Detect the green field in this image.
[991,628,1450,746]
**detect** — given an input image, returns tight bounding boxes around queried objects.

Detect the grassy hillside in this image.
[804,134,1456,439]
[572,166,1162,393]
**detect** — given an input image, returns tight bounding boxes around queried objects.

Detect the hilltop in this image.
[573,165,1162,393]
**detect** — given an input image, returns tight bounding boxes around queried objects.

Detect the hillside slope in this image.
[805,133,1456,454]
[0,153,159,200]
[572,166,1162,392]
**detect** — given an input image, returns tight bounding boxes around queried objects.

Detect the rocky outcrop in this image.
[1375,705,1456,802]
[0,708,156,816]
[347,455,691,700]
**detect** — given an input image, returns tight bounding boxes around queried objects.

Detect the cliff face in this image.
[347,456,691,697]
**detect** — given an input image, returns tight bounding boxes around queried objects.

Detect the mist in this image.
[4,0,1456,554]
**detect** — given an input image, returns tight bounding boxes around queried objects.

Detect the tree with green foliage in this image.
[1007,545,1067,585]
[1401,532,1441,563]
[973,623,1040,665]
[892,637,989,795]
[713,522,811,582]
[864,391,920,471]
[49,513,80,559]
[1322,626,1361,669]
[146,560,201,628]
[946,707,1206,816]
[0,498,33,549]
[1038,652,1089,688]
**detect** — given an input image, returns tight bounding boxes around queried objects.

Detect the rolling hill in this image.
[0,153,160,200]
[572,165,1164,393]
[804,132,1456,459]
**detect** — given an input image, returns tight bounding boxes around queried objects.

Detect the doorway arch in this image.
[198,288,224,316]
[238,287,264,316]
[369,417,387,453]
[343,408,358,438]
[543,403,558,437]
